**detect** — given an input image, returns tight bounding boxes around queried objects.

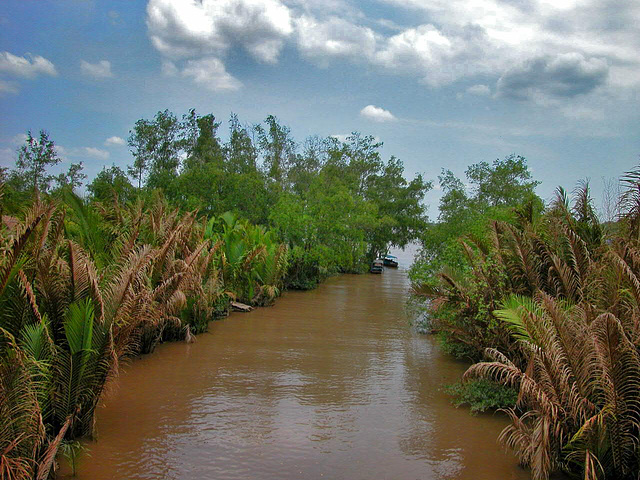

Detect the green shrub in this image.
[445,379,517,414]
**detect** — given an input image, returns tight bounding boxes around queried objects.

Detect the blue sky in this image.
[1,0,639,217]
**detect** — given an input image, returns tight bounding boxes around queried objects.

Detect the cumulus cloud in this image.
[0,51,57,78]
[467,84,491,96]
[147,0,293,63]
[83,147,110,160]
[80,60,114,79]
[360,105,396,122]
[294,15,377,61]
[496,53,608,101]
[54,145,110,161]
[104,136,125,146]
[10,133,28,146]
[144,0,640,102]
[182,57,242,91]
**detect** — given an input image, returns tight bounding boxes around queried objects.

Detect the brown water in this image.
[71,262,529,480]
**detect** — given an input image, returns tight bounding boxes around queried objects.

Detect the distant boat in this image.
[383,255,398,268]
[370,259,384,274]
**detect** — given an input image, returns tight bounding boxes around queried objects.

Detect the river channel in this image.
[71,258,529,479]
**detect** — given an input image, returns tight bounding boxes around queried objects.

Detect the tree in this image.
[127,119,153,189]
[87,165,135,203]
[466,154,540,209]
[14,129,61,193]
[256,115,297,186]
[182,109,224,169]
[54,162,86,191]
[225,113,259,175]
[127,109,184,191]
[411,155,542,285]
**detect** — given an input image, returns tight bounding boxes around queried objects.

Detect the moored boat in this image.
[383,254,398,267]
[370,259,384,274]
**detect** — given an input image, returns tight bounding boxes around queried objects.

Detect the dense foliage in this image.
[0,189,291,479]
[413,166,640,479]
[0,109,430,479]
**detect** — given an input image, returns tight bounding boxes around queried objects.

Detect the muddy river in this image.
[71,255,529,479]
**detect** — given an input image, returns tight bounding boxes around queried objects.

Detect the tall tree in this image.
[87,165,135,203]
[127,119,153,189]
[257,115,296,186]
[127,110,184,191]
[54,162,86,191]
[14,129,61,193]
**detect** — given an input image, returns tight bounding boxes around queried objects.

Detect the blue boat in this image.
[383,254,398,268]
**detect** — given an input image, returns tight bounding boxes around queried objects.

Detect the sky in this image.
[1,0,639,218]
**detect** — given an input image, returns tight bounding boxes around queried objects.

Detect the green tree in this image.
[466,154,540,209]
[87,165,135,203]
[54,162,86,191]
[127,110,184,191]
[182,109,224,169]
[127,119,153,189]
[256,115,297,186]
[411,155,541,285]
[14,130,61,193]
[226,113,259,175]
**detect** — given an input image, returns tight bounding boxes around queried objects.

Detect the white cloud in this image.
[294,15,377,62]
[162,60,179,76]
[467,84,491,96]
[0,51,57,78]
[10,133,28,146]
[147,0,293,63]
[80,60,114,79]
[83,147,110,160]
[104,136,126,146]
[330,134,350,142]
[360,104,396,122]
[0,147,14,168]
[144,0,640,103]
[182,57,242,91]
[0,79,19,94]
[54,145,110,161]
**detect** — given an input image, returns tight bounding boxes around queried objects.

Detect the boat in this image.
[370,259,384,274]
[383,254,398,268]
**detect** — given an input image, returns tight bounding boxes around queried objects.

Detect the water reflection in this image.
[70,264,529,480]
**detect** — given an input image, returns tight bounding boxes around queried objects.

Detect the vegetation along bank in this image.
[410,157,640,480]
[0,108,430,479]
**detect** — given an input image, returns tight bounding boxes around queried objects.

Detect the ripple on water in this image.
[69,269,530,480]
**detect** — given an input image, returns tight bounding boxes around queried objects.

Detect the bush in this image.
[445,379,518,414]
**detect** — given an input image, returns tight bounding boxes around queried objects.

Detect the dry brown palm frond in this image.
[14,270,43,333]
[465,360,558,417]
[243,245,266,271]
[35,415,72,480]
[564,227,592,288]
[154,226,181,276]
[67,240,92,302]
[0,340,46,480]
[590,312,640,477]
[547,253,580,301]
[503,224,540,294]
[0,202,53,296]
[483,347,517,367]
[184,324,196,344]
[499,409,536,467]
[608,248,640,308]
[103,245,155,326]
